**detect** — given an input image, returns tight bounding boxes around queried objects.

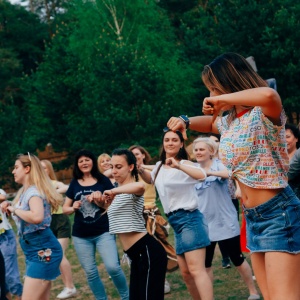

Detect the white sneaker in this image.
[57,287,77,299]
[164,280,171,294]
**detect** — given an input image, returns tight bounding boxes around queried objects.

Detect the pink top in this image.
[217,106,289,189]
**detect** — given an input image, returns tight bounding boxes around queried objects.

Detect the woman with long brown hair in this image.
[167,52,300,300]
[139,130,213,300]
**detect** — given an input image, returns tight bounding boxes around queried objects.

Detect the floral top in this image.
[217,106,289,189]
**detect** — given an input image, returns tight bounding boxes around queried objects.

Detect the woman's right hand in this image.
[0,200,10,213]
[72,200,82,211]
[167,117,188,140]
[102,190,115,205]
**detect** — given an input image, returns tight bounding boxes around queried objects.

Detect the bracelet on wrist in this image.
[178,115,190,129]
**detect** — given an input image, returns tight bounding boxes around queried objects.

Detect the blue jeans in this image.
[0,230,23,296]
[73,232,129,300]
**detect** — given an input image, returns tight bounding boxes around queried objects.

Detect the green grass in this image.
[14,200,261,299]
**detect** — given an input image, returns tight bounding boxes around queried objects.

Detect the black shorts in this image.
[50,214,71,239]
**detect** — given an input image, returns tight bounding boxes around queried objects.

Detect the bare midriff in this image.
[118,232,147,251]
[238,181,284,208]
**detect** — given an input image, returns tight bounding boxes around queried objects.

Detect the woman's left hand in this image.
[102,190,116,205]
[87,191,104,206]
[0,201,10,213]
[165,157,179,169]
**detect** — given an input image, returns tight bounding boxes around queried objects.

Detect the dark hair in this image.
[202,52,268,126]
[154,130,189,183]
[111,149,139,182]
[128,145,151,164]
[73,149,105,181]
[285,124,300,149]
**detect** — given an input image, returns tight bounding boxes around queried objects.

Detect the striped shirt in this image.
[107,193,146,234]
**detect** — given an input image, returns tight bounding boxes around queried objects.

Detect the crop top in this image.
[151,161,202,214]
[217,106,289,189]
[107,193,146,234]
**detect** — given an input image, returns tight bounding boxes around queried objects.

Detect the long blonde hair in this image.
[41,159,57,181]
[13,154,62,211]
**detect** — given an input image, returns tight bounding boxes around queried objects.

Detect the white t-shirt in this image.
[151,161,201,214]
[0,189,12,234]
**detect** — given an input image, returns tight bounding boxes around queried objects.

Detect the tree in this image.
[177,0,300,122]
[0,0,49,185]
[24,0,199,159]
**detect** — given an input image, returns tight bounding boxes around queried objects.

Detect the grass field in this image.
[14,199,261,300]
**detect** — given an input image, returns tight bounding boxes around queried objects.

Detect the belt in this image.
[165,209,186,218]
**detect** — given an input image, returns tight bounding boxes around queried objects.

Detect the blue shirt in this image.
[14,186,51,236]
[195,159,240,242]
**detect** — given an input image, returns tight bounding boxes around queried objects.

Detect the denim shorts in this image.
[20,227,63,280]
[244,185,300,253]
[167,209,210,255]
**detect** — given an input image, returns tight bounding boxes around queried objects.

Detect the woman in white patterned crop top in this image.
[88,149,167,300]
[167,52,300,300]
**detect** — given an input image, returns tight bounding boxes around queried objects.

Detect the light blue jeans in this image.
[0,230,23,296]
[73,232,129,300]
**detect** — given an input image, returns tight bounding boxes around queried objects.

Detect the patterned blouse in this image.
[217,106,289,189]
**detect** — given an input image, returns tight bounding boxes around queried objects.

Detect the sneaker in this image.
[164,280,171,294]
[57,287,77,299]
[221,257,231,269]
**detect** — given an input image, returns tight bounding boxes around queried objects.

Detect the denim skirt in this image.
[244,185,300,253]
[167,209,210,255]
[20,227,63,280]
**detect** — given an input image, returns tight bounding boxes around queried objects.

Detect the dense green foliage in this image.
[0,0,299,185]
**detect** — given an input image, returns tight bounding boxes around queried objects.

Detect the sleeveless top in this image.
[217,106,289,189]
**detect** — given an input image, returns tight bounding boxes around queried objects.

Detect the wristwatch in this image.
[178,115,190,129]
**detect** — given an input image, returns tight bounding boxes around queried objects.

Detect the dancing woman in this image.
[167,52,300,300]
[139,130,213,300]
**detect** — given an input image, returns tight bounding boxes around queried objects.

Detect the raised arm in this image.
[166,158,206,180]
[110,182,145,197]
[203,87,282,124]
[167,115,219,140]
[55,181,69,194]
[206,168,229,179]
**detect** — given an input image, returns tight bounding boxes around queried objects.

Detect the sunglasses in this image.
[163,127,183,137]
